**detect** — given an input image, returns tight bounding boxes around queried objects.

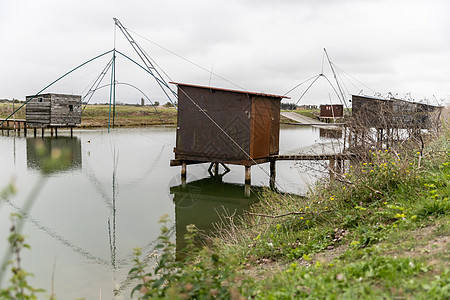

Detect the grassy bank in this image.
[0,103,26,119]
[290,109,318,119]
[130,122,449,298]
[80,104,177,127]
[1,102,302,127]
[0,103,177,127]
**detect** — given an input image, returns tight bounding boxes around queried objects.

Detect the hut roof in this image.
[351,94,443,108]
[170,82,290,99]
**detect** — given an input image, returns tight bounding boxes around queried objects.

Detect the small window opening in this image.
[69,105,73,112]
[38,97,43,102]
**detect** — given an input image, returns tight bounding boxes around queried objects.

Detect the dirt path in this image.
[281,111,318,124]
[281,112,342,129]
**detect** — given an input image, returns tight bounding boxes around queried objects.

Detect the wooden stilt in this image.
[51,127,54,137]
[270,160,276,190]
[329,158,336,179]
[244,166,251,198]
[70,127,73,138]
[24,123,27,137]
[55,127,58,138]
[181,161,187,188]
[34,128,37,137]
[41,128,44,137]
[214,162,219,176]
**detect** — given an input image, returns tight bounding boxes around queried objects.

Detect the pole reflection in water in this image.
[108,145,118,294]
[170,174,262,259]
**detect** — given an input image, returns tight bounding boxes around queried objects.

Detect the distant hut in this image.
[349,94,443,149]
[319,104,343,121]
[351,95,442,129]
[26,93,81,128]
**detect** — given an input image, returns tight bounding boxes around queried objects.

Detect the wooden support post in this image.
[337,159,343,173]
[244,166,251,198]
[329,158,335,180]
[270,160,276,190]
[34,128,37,137]
[70,127,73,138]
[343,126,347,151]
[24,123,27,137]
[181,161,187,188]
[51,127,54,137]
[41,128,44,137]
[55,127,58,138]
[214,162,219,176]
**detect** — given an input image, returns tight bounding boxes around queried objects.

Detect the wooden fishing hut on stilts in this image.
[170,83,287,197]
[348,95,443,150]
[25,93,82,137]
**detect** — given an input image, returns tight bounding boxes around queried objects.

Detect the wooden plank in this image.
[170,153,355,167]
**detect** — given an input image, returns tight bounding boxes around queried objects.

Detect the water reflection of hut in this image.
[319,127,343,139]
[170,177,261,256]
[26,137,82,174]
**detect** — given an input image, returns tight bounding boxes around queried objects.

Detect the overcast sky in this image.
[1,0,449,106]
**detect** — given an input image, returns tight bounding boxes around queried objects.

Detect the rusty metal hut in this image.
[170,82,288,195]
[26,93,82,129]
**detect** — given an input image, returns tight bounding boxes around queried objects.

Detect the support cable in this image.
[90,82,166,127]
[333,64,377,95]
[321,74,346,104]
[113,18,178,109]
[284,74,322,96]
[0,49,114,126]
[127,28,249,92]
[82,58,114,110]
[115,50,173,91]
[323,48,348,108]
[294,75,322,105]
[334,69,351,107]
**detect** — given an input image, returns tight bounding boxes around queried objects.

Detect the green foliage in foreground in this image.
[129,216,249,299]
[0,214,47,300]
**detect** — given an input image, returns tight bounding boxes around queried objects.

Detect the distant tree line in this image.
[280,102,297,110]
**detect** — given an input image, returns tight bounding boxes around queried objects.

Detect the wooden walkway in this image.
[0,119,28,135]
[0,119,76,137]
[170,152,354,167]
[171,152,355,197]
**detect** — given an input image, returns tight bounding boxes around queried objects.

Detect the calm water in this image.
[0,126,340,299]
